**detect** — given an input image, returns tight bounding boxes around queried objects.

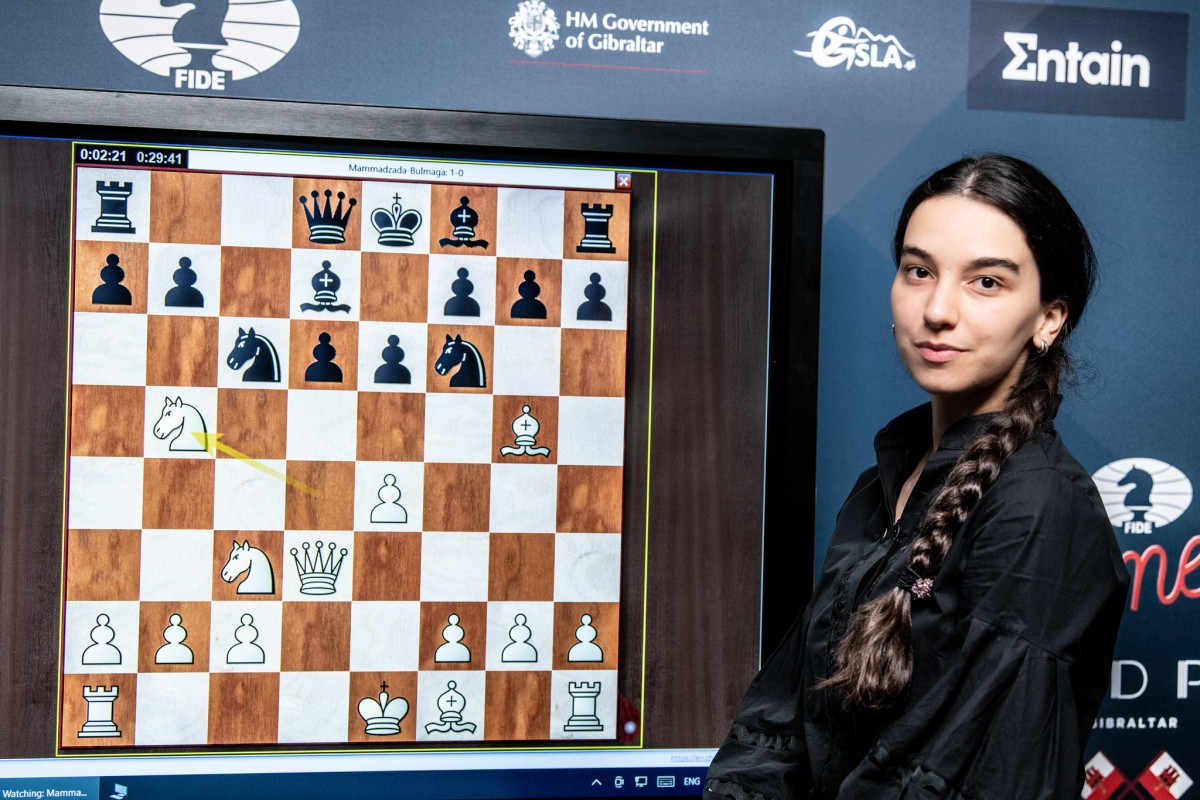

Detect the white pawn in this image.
[567,613,603,662]
[501,613,538,663]
[226,613,265,664]
[82,613,122,665]
[155,613,194,664]
[434,613,471,662]
[370,474,408,523]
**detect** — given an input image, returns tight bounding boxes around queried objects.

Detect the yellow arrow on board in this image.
[191,432,320,497]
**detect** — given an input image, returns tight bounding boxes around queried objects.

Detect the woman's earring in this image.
[1038,339,1050,356]
[891,324,896,335]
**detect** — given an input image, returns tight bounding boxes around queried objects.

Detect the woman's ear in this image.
[1035,298,1068,349]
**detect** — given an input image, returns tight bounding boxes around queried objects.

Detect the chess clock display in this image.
[75,143,187,168]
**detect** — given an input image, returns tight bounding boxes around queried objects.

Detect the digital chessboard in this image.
[59,156,631,749]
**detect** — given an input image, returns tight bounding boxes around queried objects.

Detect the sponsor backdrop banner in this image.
[3,0,1198,793]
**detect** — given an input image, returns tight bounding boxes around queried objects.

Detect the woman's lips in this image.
[916,342,964,363]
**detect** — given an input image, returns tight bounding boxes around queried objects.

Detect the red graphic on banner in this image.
[1123,535,1200,611]
[1135,751,1193,799]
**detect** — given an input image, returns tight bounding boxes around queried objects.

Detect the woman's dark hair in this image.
[820,154,1097,710]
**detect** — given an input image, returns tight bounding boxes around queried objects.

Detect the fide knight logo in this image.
[98,0,300,88]
[509,0,560,58]
[1092,457,1194,535]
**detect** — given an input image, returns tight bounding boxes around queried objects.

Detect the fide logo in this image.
[794,15,915,71]
[509,0,560,58]
[1092,457,1194,535]
[98,0,300,90]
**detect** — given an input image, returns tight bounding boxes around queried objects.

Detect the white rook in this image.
[565,680,603,732]
[79,685,122,738]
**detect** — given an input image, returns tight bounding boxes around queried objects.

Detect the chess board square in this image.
[75,167,151,244]
[553,534,621,603]
[356,321,427,393]
[492,395,558,464]
[70,384,145,457]
[488,533,556,602]
[553,602,619,669]
[146,315,220,387]
[285,389,358,460]
[212,457,287,531]
[560,260,629,330]
[279,602,351,672]
[359,181,432,255]
[134,672,210,745]
[422,462,491,531]
[347,671,418,742]
[209,601,283,672]
[282,460,354,530]
[556,396,625,466]
[555,465,623,533]
[359,252,429,323]
[492,326,561,396]
[427,255,497,326]
[419,533,490,604]
[558,329,627,398]
[216,387,289,460]
[484,671,551,740]
[419,599,485,663]
[74,240,148,314]
[416,671,486,742]
[217,316,290,389]
[562,190,630,261]
[142,458,215,529]
[489,463,558,534]
[146,242,221,317]
[277,671,350,744]
[429,185,498,257]
[64,601,140,675]
[60,673,136,748]
[355,461,423,531]
[207,672,281,745]
[291,248,361,321]
[218,246,293,318]
[67,456,143,530]
[137,600,210,673]
[71,312,148,387]
[495,257,562,327]
[496,187,566,260]
[425,323,495,395]
[212,531,284,601]
[221,174,293,249]
[144,386,218,459]
[282,531,353,601]
[549,670,618,740]
[485,601,554,671]
[349,601,421,671]
[353,531,423,602]
[150,170,222,245]
[423,394,494,464]
[66,528,142,600]
[292,179,363,251]
[139,529,214,602]
[356,391,426,461]
[289,319,359,391]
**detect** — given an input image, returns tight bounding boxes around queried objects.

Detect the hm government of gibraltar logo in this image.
[509,0,560,58]
[1092,458,1194,535]
[794,16,914,71]
[99,0,300,91]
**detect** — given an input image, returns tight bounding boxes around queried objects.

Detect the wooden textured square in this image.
[70,384,145,457]
[283,460,354,530]
[60,673,135,748]
[216,388,288,460]
[74,240,148,314]
[422,462,490,532]
[146,314,219,387]
[142,458,215,529]
[562,191,630,261]
[288,319,359,390]
[488,533,555,601]
[484,671,550,741]
[138,600,210,673]
[555,465,623,533]
[360,252,428,322]
[553,602,619,670]
[429,185,498,256]
[212,531,283,601]
[356,391,425,462]
[352,531,421,601]
[219,246,292,318]
[207,672,280,745]
[418,602,487,671]
[280,602,351,671]
[492,395,558,465]
[346,671,418,742]
[495,258,561,326]
[558,328,627,397]
[66,529,142,601]
[292,180,362,250]
[149,171,223,245]
[425,323,494,395]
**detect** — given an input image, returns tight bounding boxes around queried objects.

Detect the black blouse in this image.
[706,404,1129,800]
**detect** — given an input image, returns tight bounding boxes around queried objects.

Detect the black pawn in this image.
[91,253,132,306]
[576,273,612,321]
[374,334,411,384]
[443,267,480,316]
[510,269,547,319]
[304,332,343,382]
[164,256,204,307]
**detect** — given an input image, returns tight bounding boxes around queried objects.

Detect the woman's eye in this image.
[906,265,930,279]
[975,276,999,290]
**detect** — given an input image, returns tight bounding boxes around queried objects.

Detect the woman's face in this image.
[890,194,1065,418]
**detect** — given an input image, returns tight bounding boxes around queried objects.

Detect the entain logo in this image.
[1093,458,1193,536]
[509,0,560,58]
[794,16,915,71]
[98,0,300,91]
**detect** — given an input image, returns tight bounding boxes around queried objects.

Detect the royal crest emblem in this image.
[509,0,560,58]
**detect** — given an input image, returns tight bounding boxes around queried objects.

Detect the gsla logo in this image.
[99,0,300,91]
[794,16,914,71]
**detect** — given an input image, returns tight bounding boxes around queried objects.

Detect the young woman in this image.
[705,155,1129,800]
